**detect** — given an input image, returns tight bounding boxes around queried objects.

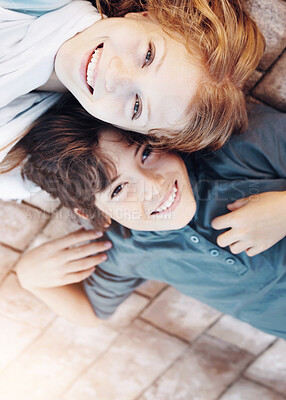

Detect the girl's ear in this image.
[73,208,89,220]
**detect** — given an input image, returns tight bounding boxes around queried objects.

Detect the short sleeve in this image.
[83,266,145,319]
[199,105,286,180]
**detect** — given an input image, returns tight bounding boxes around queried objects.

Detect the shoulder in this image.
[235,104,285,146]
[196,104,286,179]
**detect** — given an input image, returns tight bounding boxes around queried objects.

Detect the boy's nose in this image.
[105,57,134,93]
[143,173,165,202]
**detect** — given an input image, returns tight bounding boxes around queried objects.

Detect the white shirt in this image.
[0,0,101,199]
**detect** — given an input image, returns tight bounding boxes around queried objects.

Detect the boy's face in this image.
[95,130,196,231]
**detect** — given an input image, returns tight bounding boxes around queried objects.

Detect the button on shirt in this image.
[84,105,286,338]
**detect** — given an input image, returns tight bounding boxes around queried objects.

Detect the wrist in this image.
[15,260,34,291]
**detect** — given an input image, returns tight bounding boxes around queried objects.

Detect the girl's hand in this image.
[211,191,286,257]
[16,229,112,289]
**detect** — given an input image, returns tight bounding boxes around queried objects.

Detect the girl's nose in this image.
[105,57,134,93]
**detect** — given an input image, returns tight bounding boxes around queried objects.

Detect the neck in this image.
[37,70,67,93]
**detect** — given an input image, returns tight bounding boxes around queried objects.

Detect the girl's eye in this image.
[111,183,125,198]
[143,42,155,68]
[132,94,142,120]
[142,145,153,163]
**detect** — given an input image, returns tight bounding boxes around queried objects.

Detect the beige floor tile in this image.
[24,190,61,214]
[141,287,221,342]
[0,317,118,400]
[220,378,286,400]
[244,0,286,70]
[245,70,263,92]
[253,51,286,112]
[0,273,55,329]
[63,319,187,400]
[105,293,149,330]
[0,245,19,283]
[0,315,41,372]
[244,339,286,395]
[0,200,49,251]
[135,281,168,298]
[28,206,92,250]
[208,315,276,355]
[139,335,253,400]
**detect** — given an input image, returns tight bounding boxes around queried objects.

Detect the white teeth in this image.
[153,185,177,213]
[86,48,101,89]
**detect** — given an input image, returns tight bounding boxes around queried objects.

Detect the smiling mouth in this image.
[86,43,104,94]
[151,181,178,215]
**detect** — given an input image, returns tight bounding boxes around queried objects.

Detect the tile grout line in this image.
[215,338,280,400]
[0,316,57,376]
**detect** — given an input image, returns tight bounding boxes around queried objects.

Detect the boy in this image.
[16,99,286,338]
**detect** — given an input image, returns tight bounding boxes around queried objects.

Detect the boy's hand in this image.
[211,191,286,257]
[16,229,112,289]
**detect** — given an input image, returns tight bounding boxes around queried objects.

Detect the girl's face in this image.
[55,13,202,134]
[95,130,196,231]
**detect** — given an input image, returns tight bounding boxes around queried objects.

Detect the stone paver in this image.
[219,378,286,400]
[245,70,263,92]
[0,315,41,372]
[0,200,49,251]
[135,280,167,298]
[105,292,149,331]
[244,0,286,70]
[253,51,286,111]
[0,1,285,399]
[0,273,55,329]
[0,244,19,283]
[139,335,253,400]
[28,206,92,250]
[63,319,187,400]
[244,339,286,395]
[208,315,276,355]
[0,317,118,400]
[141,287,221,342]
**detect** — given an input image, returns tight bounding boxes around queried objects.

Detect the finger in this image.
[246,245,267,257]
[67,253,108,273]
[51,229,104,250]
[227,197,249,211]
[212,214,233,230]
[245,247,258,257]
[64,240,112,260]
[64,267,96,285]
[216,230,239,248]
[229,241,249,255]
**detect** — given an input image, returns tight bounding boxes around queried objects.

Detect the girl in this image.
[0,0,264,198]
[14,96,286,337]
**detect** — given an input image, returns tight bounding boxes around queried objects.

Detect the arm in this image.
[26,283,101,327]
[212,191,286,256]
[16,228,112,326]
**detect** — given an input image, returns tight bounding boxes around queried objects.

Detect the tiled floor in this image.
[0,0,285,399]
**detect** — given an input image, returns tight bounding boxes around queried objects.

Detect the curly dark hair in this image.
[20,94,147,230]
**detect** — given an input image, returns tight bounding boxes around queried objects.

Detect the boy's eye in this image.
[132,94,142,120]
[142,42,155,68]
[111,183,125,198]
[142,145,153,163]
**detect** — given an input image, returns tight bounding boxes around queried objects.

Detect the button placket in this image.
[209,248,220,257]
[190,235,200,243]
